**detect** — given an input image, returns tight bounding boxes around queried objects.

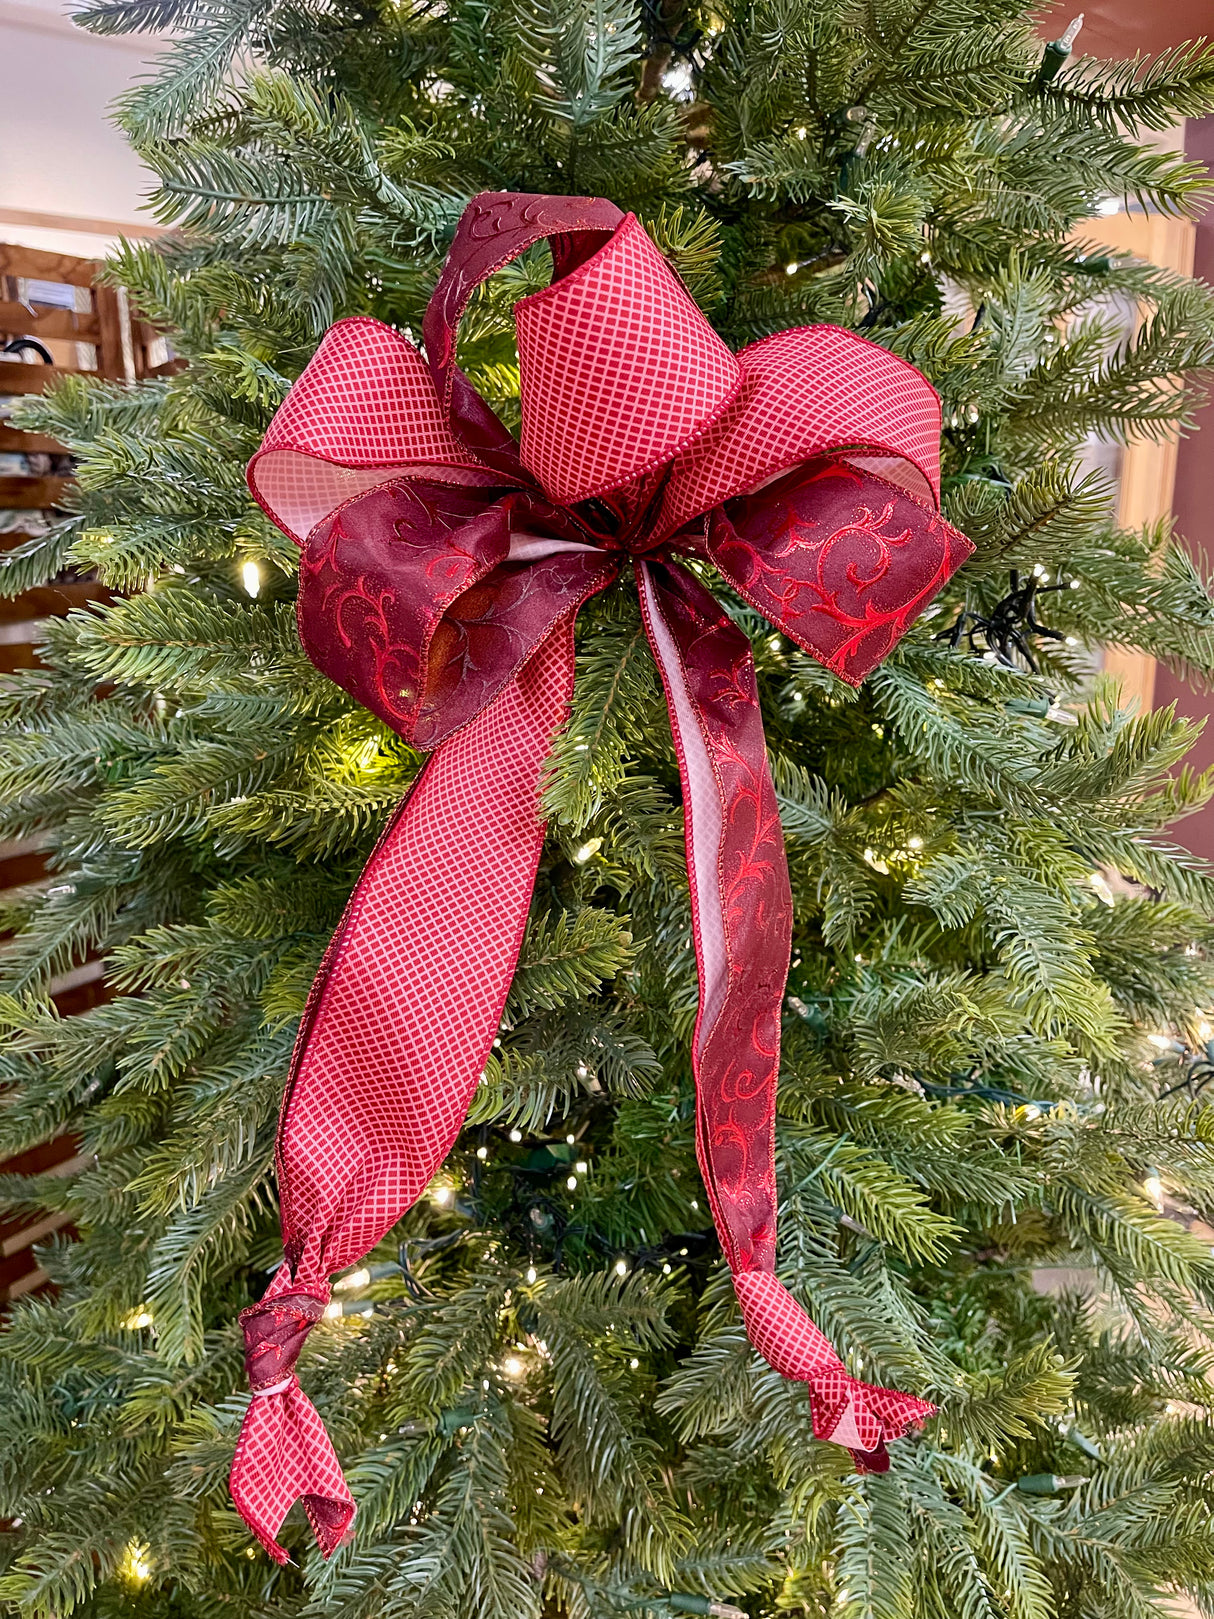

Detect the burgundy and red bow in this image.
[230,192,971,1562]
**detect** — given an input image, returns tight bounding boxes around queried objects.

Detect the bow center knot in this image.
[239,1292,326,1392]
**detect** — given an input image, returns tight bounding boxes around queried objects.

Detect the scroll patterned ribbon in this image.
[231,192,971,1562]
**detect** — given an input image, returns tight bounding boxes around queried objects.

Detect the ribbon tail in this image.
[230,1383,355,1563]
[229,622,578,1558]
[637,560,935,1467]
[734,1270,936,1471]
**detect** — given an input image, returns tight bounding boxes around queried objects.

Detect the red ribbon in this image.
[231,192,971,1562]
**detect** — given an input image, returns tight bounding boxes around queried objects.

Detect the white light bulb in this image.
[124,1543,151,1584]
[526,1266,537,1284]
[334,1267,370,1292]
[566,1175,578,1190]
[241,560,261,597]
[615,1258,628,1276]
[575,1160,588,1174]
[432,1184,452,1206]
[503,1356,524,1378]
[509,1129,522,1143]
[476,1145,489,1160]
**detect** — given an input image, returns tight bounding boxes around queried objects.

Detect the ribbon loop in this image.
[232,194,969,1561]
[297,480,614,747]
[707,456,975,687]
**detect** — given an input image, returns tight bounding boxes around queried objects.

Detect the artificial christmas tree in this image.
[5,3,1214,1617]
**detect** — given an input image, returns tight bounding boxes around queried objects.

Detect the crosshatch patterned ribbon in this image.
[229,191,972,1562]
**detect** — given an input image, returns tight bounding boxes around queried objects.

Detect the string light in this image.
[324,1300,344,1319]
[241,560,261,597]
[123,1309,153,1330]
[614,1258,628,1276]
[566,1175,578,1190]
[509,1129,522,1142]
[503,1356,525,1379]
[526,1266,537,1284]
[121,1542,152,1585]
[476,1145,489,1160]
[573,838,602,863]
[575,1160,588,1174]
[431,1183,453,1206]
[1143,1172,1164,1211]
[1036,13,1083,84]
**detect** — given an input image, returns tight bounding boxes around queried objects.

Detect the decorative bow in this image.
[231,192,971,1563]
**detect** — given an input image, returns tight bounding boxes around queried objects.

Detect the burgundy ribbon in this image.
[231,192,971,1561]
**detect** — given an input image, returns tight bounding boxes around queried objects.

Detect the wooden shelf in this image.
[0,236,167,1309]
[0,476,72,508]
[0,243,100,288]
[0,426,65,453]
[0,366,95,396]
[0,301,100,343]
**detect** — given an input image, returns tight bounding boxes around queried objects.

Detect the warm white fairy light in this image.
[566,1175,578,1190]
[1143,1174,1164,1211]
[566,1134,576,1145]
[575,1160,588,1174]
[573,838,602,863]
[124,1308,153,1330]
[431,1183,453,1206]
[241,560,261,597]
[509,1129,522,1142]
[476,1145,489,1160]
[122,1542,152,1585]
[324,1300,343,1319]
[525,1266,537,1284]
[503,1355,525,1379]
[614,1258,628,1276]
[335,1267,370,1292]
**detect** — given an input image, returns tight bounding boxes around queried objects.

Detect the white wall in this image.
[0,0,166,258]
